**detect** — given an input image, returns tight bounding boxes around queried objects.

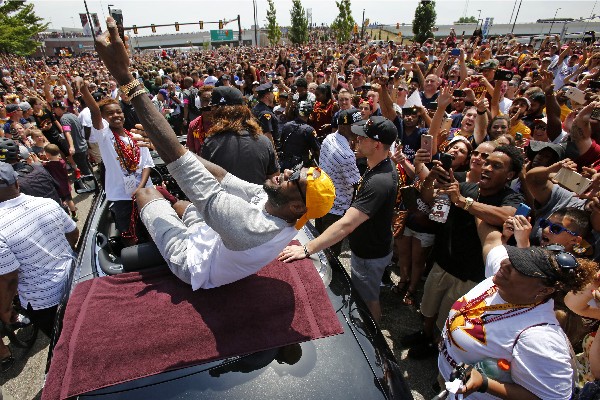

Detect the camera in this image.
[494,69,514,81]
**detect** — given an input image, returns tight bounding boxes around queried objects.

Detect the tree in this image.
[412,0,436,44]
[455,16,478,24]
[288,0,308,45]
[0,0,48,55]
[265,0,282,46]
[330,0,355,43]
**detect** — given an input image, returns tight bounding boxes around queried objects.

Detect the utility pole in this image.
[360,9,365,40]
[252,0,258,46]
[549,7,561,34]
[237,14,242,46]
[511,0,523,33]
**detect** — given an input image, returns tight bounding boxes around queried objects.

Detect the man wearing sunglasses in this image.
[280,116,399,324]
[92,22,336,290]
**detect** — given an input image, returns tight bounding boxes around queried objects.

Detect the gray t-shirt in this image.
[60,113,88,153]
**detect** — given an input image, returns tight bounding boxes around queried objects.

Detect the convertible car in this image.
[42,152,414,400]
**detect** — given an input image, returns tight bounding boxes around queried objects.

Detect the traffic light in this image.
[219,20,223,29]
[175,22,180,31]
[199,21,204,30]
[353,24,358,34]
[151,24,156,33]
[396,22,400,29]
[133,25,138,34]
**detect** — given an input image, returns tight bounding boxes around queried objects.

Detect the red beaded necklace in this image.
[112,129,140,174]
[447,285,543,332]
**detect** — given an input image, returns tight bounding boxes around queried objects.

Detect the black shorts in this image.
[109,200,134,234]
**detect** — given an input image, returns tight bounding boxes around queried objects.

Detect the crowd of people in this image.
[2,17,600,398]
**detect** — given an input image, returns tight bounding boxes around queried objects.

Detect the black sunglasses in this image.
[540,219,579,237]
[472,150,490,159]
[545,244,579,271]
[289,163,305,201]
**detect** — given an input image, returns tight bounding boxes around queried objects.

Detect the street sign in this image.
[210,29,233,41]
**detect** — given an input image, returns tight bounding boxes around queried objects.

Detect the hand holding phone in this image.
[421,134,433,161]
[514,203,531,217]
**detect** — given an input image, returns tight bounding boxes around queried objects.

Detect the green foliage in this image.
[330,0,355,43]
[456,16,478,23]
[0,0,48,55]
[289,0,308,45]
[412,0,437,44]
[266,0,282,46]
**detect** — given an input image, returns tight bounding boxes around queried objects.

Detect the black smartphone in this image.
[591,108,600,121]
[273,79,280,84]
[590,80,600,90]
[425,102,438,111]
[110,9,125,43]
[440,152,454,170]
[494,69,514,81]
[402,107,418,116]
[453,89,464,97]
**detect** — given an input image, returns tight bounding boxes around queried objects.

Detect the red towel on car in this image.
[42,248,343,400]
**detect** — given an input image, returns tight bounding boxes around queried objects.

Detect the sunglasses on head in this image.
[540,219,579,237]
[472,150,490,159]
[545,244,579,272]
[289,162,305,201]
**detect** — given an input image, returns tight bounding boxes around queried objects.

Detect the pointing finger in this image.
[106,16,121,44]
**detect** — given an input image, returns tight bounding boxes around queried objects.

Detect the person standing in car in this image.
[75,78,154,246]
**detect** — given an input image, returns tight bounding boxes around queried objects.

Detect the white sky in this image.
[28,0,600,34]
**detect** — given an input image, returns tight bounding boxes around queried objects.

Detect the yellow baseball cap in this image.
[295,167,336,230]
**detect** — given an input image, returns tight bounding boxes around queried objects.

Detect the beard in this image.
[263,183,291,208]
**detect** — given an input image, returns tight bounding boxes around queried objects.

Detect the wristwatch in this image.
[462,197,474,211]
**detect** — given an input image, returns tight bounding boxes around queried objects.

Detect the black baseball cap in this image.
[51,100,67,109]
[337,108,362,126]
[351,116,398,145]
[505,245,558,280]
[210,86,244,106]
[256,82,273,94]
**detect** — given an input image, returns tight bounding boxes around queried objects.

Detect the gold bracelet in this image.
[120,79,141,96]
[129,88,148,100]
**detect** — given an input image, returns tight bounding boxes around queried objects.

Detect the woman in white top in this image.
[440,245,596,399]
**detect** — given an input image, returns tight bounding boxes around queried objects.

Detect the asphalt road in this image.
[0,189,438,400]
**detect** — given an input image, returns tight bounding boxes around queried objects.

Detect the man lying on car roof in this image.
[86,18,335,290]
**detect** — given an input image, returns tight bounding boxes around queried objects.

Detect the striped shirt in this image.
[0,194,76,310]
[319,131,360,216]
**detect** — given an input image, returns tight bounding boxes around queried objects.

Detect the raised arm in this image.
[60,75,76,103]
[428,85,453,152]
[93,18,185,164]
[372,82,396,121]
[73,78,103,130]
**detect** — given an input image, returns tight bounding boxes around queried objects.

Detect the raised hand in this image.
[94,17,132,85]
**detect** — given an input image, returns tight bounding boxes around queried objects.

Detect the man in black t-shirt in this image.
[279,116,398,324]
[402,145,525,359]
